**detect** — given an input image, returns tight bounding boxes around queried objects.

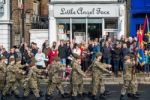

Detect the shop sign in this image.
[54,4,119,17]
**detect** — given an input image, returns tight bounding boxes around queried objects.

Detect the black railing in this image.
[31,16,49,29]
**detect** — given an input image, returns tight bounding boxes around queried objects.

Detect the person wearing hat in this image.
[2,58,21,100]
[23,59,44,100]
[91,52,112,100]
[46,56,67,100]
[0,56,7,98]
[120,55,140,100]
[70,54,86,100]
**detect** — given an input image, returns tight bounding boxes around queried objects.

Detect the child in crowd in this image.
[144,50,149,74]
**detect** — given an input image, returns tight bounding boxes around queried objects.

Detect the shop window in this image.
[56,19,70,41]
[105,18,118,29]
[72,19,86,43]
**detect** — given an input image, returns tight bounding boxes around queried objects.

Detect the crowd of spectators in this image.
[0,35,150,78]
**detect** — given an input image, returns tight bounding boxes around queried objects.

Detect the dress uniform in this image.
[23,59,43,100]
[2,58,20,100]
[46,57,66,100]
[120,56,139,100]
[70,54,86,100]
[0,56,7,93]
[91,52,111,100]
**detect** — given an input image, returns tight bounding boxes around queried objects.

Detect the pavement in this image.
[2,84,150,100]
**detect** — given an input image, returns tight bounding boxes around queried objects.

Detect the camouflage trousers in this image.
[23,80,40,97]
[2,82,19,96]
[47,82,64,95]
[121,79,138,95]
[0,80,5,92]
[72,83,83,96]
[92,78,105,96]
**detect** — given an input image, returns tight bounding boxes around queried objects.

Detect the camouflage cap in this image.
[16,58,21,62]
[96,52,102,58]
[53,57,60,61]
[72,53,81,59]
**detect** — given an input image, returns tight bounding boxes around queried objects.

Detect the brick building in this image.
[11,0,48,47]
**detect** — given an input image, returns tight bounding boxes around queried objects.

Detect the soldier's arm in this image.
[95,62,111,74]
[75,64,86,77]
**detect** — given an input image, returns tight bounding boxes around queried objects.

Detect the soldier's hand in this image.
[108,65,112,68]
[109,71,112,74]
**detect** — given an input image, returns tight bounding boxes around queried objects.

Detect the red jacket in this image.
[48,49,58,64]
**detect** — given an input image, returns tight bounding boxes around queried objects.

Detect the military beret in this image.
[72,53,81,59]
[16,58,21,62]
[53,57,60,61]
[124,55,130,60]
[96,52,102,58]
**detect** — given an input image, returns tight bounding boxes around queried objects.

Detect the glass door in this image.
[88,19,102,41]
[72,19,86,44]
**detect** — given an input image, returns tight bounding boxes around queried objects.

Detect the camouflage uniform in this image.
[92,59,111,96]
[71,60,85,97]
[120,59,139,99]
[2,64,20,96]
[23,66,43,99]
[0,61,6,92]
[47,61,65,96]
[14,63,26,90]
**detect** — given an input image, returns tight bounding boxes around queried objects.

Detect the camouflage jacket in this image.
[124,61,134,80]
[48,62,65,83]
[0,62,6,81]
[92,60,110,79]
[71,60,85,84]
[14,63,25,81]
[6,64,16,82]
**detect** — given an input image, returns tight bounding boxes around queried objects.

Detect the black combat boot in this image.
[36,97,41,100]
[104,90,111,96]
[136,92,141,96]
[120,95,126,100]
[92,95,97,100]
[1,95,6,100]
[39,91,44,97]
[132,94,140,99]
[72,96,78,100]
[99,94,106,100]
[45,94,52,100]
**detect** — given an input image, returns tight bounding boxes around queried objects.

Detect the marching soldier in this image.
[0,56,7,95]
[71,54,86,100]
[91,52,112,100]
[120,55,140,100]
[15,58,26,87]
[46,57,66,100]
[23,59,43,100]
[2,58,20,100]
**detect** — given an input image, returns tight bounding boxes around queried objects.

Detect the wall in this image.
[29,29,48,49]
[0,0,11,50]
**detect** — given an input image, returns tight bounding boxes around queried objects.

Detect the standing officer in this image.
[71,54,86,100]
[2,58,20,100]
[0,56,7,99]
[46,57,66,100]
[91,52,112,100]
[120,55,139,100]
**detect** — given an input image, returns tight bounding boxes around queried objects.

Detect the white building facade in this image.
[49,0,126,45]
[0,0,11,50]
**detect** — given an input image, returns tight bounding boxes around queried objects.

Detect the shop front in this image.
[49,2,126,45]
